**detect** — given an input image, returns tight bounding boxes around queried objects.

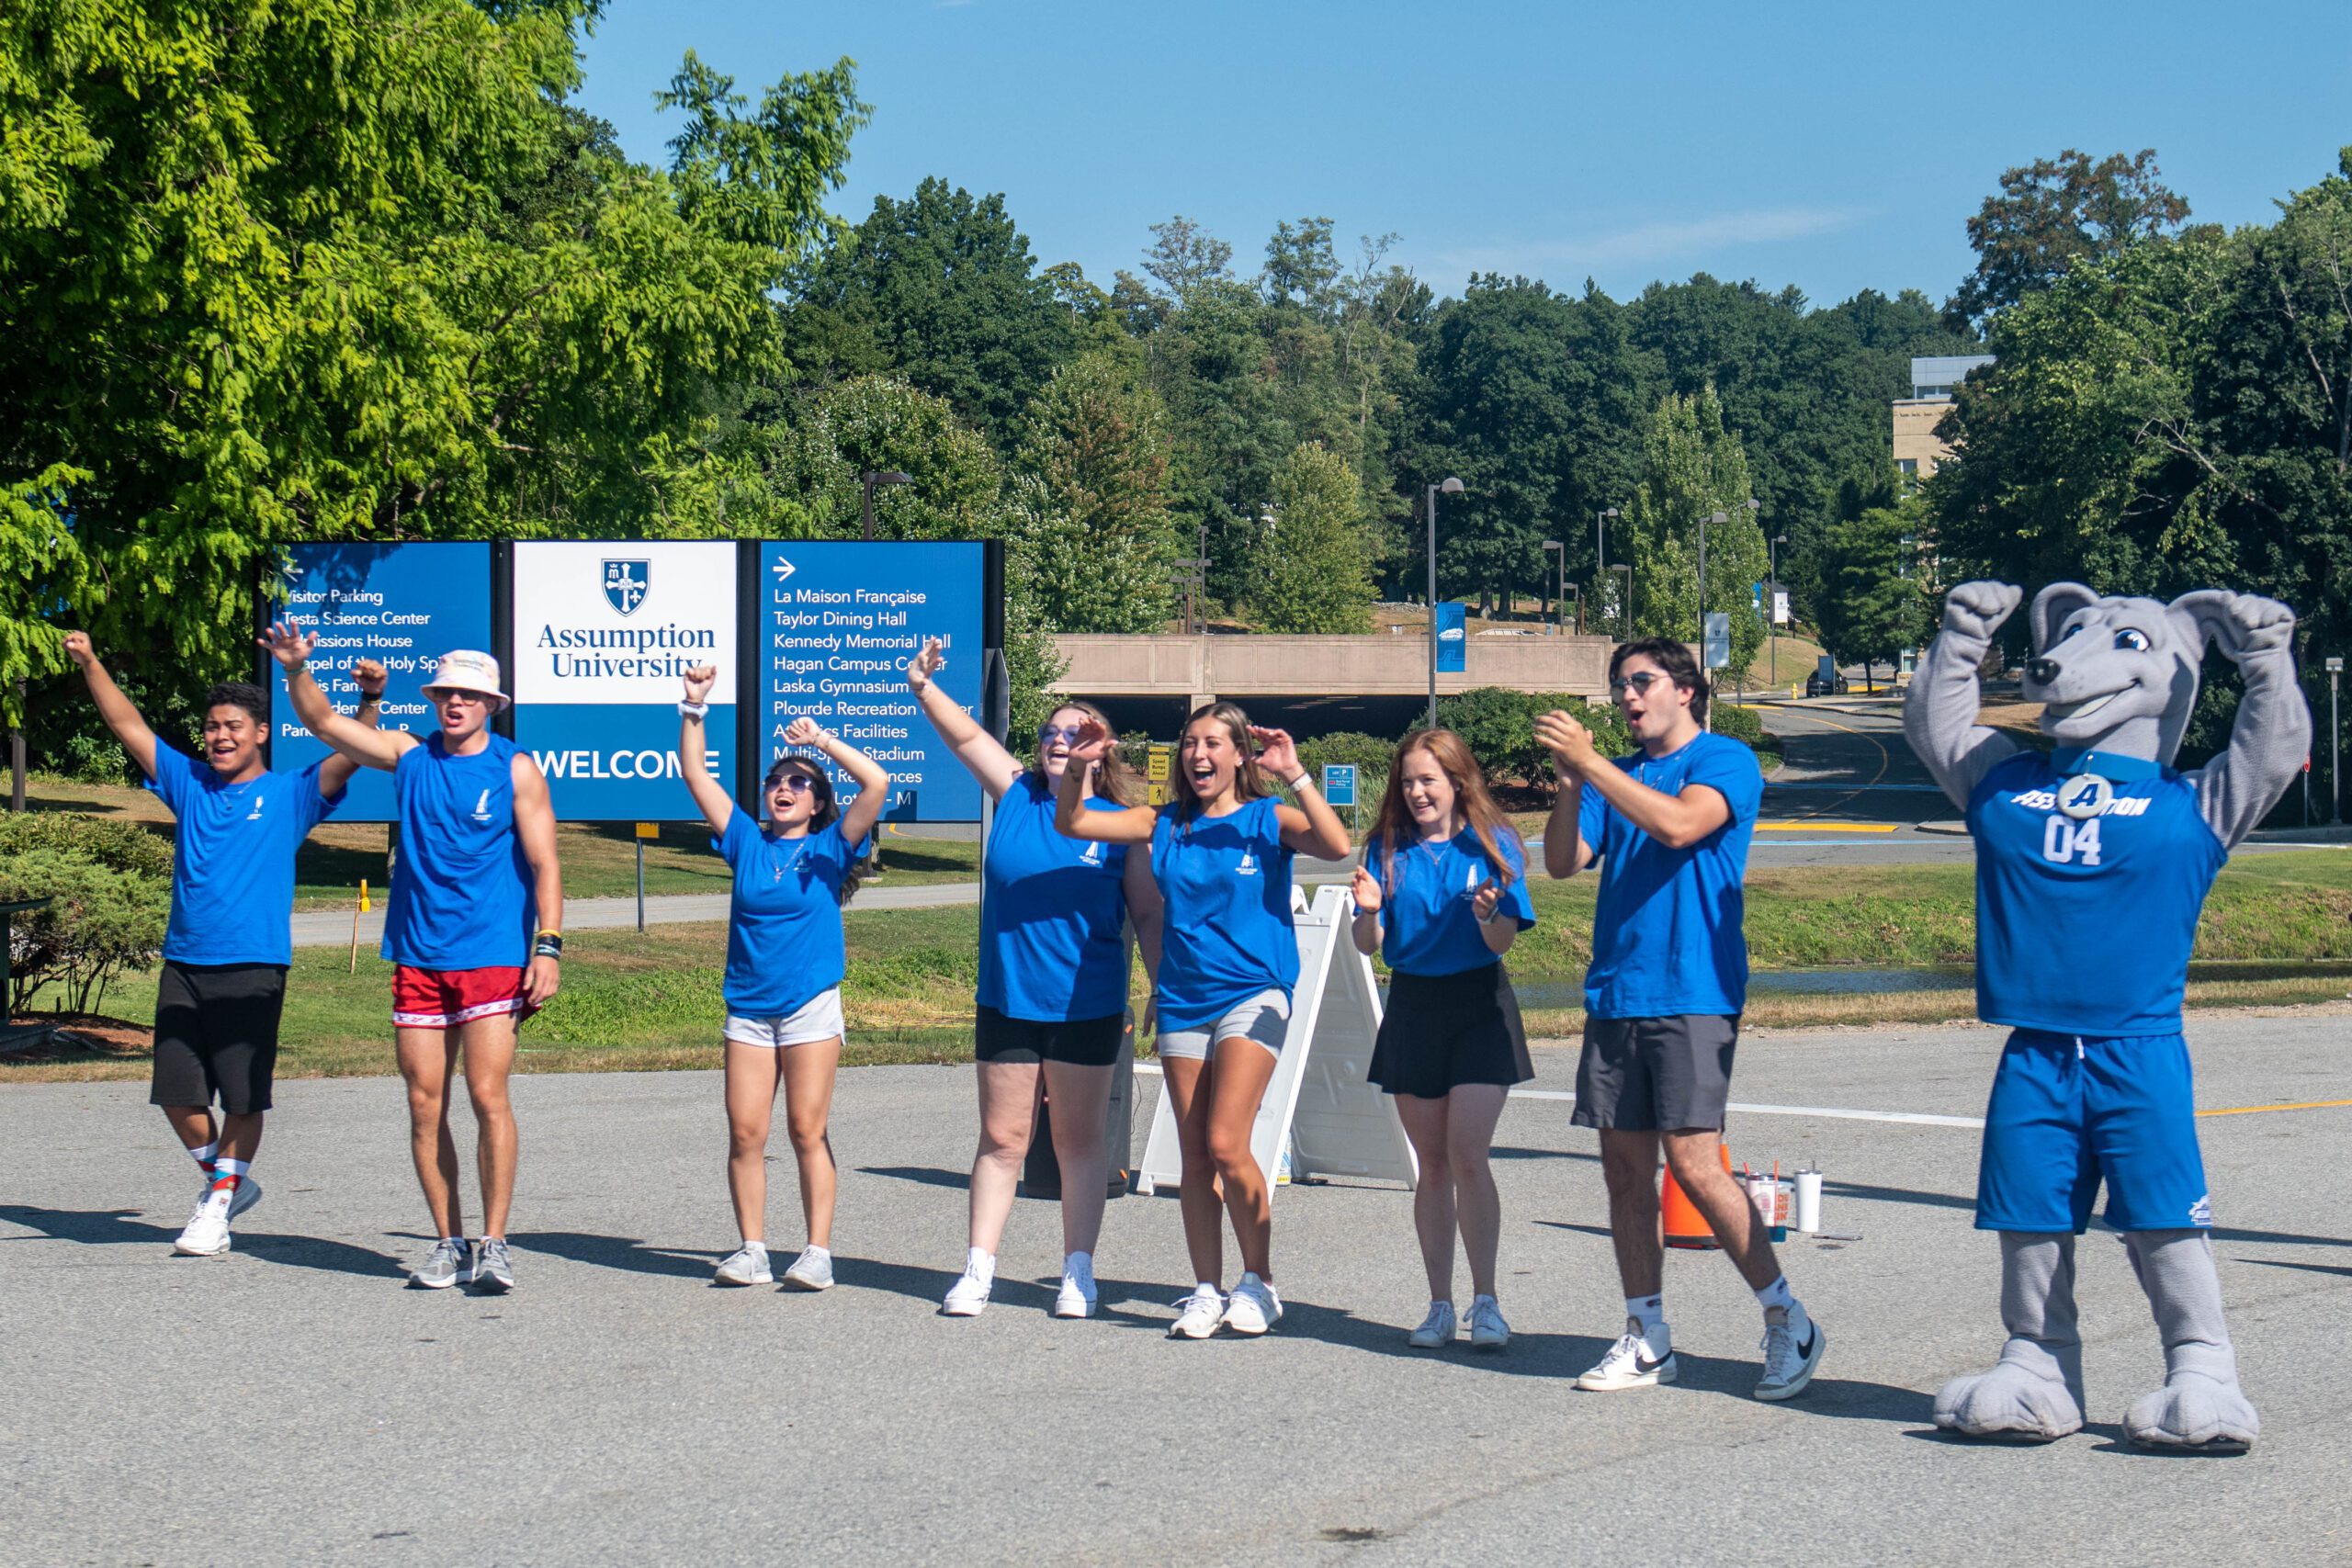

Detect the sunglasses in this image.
[1609,671,1670,695]
[1037,725,1087,745]
[424,688,490,706]
[768,773,821,795]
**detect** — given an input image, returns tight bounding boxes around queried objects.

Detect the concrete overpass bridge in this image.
[1047,632,1615,737]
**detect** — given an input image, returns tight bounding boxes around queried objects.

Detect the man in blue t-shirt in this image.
[1538,637,1825,1402]
[64,631,380,1258]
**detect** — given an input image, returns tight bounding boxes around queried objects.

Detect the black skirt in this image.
[1367,963,1533,1099]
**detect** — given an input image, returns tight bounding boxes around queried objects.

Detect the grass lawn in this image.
[14,851,2352,1084]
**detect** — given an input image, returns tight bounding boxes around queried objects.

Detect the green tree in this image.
[1619,388,1770,679]
[1251,445,1375,633]
[1945,147,2191,331]
[1009,351,1180,633]
[1813,497,1928,692]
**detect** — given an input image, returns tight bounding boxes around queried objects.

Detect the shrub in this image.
[1,846,170,1015]
[0,810,175,881]
[1708,702,1766,747]
[1297,730,1397,779]
[1432,687,1533,785]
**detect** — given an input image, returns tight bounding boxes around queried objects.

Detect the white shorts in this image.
[723,987,844,1049]
[1157,989,1290,1062]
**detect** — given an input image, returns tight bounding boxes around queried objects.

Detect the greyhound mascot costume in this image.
[1905,580,2308,1450]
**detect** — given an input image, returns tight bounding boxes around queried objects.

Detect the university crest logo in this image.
[603,559,650,616]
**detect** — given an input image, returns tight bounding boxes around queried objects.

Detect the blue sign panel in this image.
[760,541,987,822]
[1435,602,1468,673]
[510,540,738,821]
[270,542,492,822]
[1320,763,1358,807]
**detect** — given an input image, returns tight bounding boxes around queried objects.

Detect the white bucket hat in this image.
[423,649,512,712]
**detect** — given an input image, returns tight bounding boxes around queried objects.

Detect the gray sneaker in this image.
[781,1247,834,1291]
[411,1237,467,1290]
[469,1237,515,1294]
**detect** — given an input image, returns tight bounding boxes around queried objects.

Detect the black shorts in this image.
[1368,964,1533,1100]
[1572,1013,1739,1132]
[973,1006,1125,1067]
[150,962,288,1115]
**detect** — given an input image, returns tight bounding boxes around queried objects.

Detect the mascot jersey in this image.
[1966,749,2227,1037]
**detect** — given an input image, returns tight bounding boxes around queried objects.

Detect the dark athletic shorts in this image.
[150,961,288,1115]
[1572,1013,1739,1132]
[1368,964,1533,1100]
[973,1005,1125,1067]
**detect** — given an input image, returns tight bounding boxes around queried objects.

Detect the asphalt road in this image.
[6,1015,2348,1564]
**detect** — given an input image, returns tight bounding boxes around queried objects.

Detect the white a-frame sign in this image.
[1136,883,1418,1195]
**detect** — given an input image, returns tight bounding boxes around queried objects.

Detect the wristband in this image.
[679,700,708,718]
[533,931,564,960]
[1283,772,1311,791]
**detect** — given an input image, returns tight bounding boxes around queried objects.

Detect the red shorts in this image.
[391,965,537,1030]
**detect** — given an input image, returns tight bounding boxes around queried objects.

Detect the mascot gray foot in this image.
[2121,1230,2258,1452]
[1934,1233,2086,1441]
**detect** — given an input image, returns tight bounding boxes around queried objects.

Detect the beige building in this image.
[1893,354,1993,479]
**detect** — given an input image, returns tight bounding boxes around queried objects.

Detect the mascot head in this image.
[2024,584,2246,765]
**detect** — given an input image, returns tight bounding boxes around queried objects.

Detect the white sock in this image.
[1754,1275,1796,1314]
[189,1140,219,1170]
[966,1246,995,1280]
[802,1244,831,1261]
[741,1238,768,1256]
[1196,1280,1221,1300]
[1627,1293,1665,1334]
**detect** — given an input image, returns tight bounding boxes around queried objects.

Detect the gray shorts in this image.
[1572,1014,1738,1132]
[1157,989,1290,1062]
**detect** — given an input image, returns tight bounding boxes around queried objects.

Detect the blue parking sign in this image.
[1321,763,1358,807]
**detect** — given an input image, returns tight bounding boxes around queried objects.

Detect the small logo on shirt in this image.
[1078,840,1102,867]
[2189,1193,2213,1227]
[1237,850,1257,876]
[1462,862,1480,898]
[245,795,266,820]
[471,788,493,823]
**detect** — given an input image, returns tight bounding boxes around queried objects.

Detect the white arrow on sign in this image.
[772,558,797,582]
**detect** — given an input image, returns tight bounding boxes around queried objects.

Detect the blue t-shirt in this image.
[146,745,343,967]
[382,733,537,970]
[1967,750,2226,1036]
[978,773,1132,1022]
[715,807,869,1018]
[1149,795,1297,1030]
[1372,826,1537,977]
[1577,731,1763,1018]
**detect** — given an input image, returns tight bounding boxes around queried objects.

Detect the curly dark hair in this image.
[203,682,269,728]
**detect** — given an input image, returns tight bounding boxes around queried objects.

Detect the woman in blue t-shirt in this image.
[905,637,1164,1320]
[677,665,888,1292]
[1056,702,1352,1339]
[1348,728,1537,1354]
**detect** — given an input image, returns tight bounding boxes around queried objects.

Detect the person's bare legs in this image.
[1204,1038,1280,1280]
[967,1060,1042,1254]
[459,1014,519,1237]
[1598,1128,1664,1298]
[1161,1055,1223,1286]
[1445,1085,1510,1298]
[1043,1059,1114,1258]
[779,1035,842,1249]
[722,1040,783,1242]
[1661,1128,1780,1289]
[162,1105,261,1163]
[395,1027,464,1238]
[1394,1094,1456,1301]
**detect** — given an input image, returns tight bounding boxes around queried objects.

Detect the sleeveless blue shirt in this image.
[978,773,1132,1022]
[382,732,537,970]
[1149,795,1297,1030]
[1966,750,2226,1037]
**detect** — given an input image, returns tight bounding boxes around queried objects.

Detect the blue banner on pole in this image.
[760,541,988,822]
[1435,602,1468,673]
[269,543,492,823]
[1320,763,1358,807]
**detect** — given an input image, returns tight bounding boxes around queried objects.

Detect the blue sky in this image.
[575,1,2351,310]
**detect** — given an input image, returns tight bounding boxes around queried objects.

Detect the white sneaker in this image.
[1220,1271,1283,1336]
[941,1270,992,1316]
[781,1247,834,1292]
[1053,1253,1098,1319]
[1577,1317,1677,1391]
[715,1244,773,1286]
[1755,1303,1826,1401]
[1468,1294,1510,1352]
[195,1174,263,1223]
[174,1189,233,1257]
[1408,1301,1457,1348]
[1168,1285,1225,1338]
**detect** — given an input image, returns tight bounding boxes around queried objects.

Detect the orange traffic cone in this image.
[1662,1139,1734,1250]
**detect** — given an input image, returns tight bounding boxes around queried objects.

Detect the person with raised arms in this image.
[1055,702,1351,1337]
[1348,728,1537,1352]
[1539,637,1824,1401]
[266,625,560,1294]
[62,633,382,1258]
[903,637,1163,1319]
[676,666,887,1292]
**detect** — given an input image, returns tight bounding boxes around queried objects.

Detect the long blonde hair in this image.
[1170,700,1272,828]
[1363,728,1522,895]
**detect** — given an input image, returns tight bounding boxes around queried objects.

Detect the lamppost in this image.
[1595,504,1619,603]
[1610,562,1632,638]
[1542,539,1565,635]
[1768,532,1789,684]
[860,470,912,540]
[1426,477,1464,728]
[1696,509,1728,642]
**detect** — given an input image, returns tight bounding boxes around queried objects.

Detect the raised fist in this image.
[783,716,831,750]
[352,659,389,698]
[682,664,718,705]
[1940,581,2022,643]
[2176,591,2295,661]
[62,631,96,670]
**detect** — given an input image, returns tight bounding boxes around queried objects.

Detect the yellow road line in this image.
[1756,822,1899,833]
[2198,1098,2352,1119]
[1758,706,1893,821]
